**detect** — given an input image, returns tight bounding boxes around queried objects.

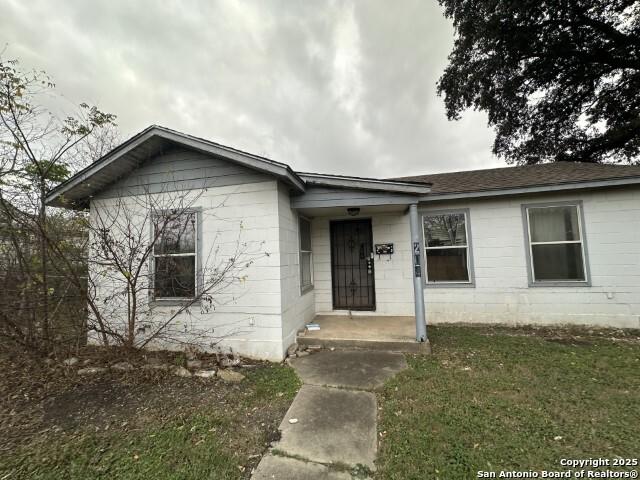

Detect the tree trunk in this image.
[127,283,136,348]
[39,183,49,347]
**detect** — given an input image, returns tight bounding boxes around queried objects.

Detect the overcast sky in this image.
[1,0,503,177]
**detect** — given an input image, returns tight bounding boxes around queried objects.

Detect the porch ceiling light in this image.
[347,207,360,216]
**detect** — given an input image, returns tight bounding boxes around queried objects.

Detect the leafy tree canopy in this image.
[437,0,640,164]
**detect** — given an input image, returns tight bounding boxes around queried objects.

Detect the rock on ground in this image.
[217,369,245,383]
[219,357,241,368]
[77,367,108,376]
[172,366,192,377]
[193,369,217,378]
[63,357,79,366]
[186,359,203,369]
[185,349,199,361]
[111,361,134,371]
[287,343,298,356]
[141,364,169,371]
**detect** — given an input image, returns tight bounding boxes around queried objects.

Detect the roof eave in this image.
[298,173,432,195]
[418,176,640,202]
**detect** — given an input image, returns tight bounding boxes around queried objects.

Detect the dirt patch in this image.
[0,345,284,456]
[42,378,211,430]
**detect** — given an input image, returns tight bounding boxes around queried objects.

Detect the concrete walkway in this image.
[251,350,407,479]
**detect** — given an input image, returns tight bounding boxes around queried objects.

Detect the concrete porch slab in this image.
[298,315,431,353]
[251,454,352,480]
[274,385,377,469]
[290,350,407,390]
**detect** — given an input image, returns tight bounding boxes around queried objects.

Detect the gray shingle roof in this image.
[394,162,640,196]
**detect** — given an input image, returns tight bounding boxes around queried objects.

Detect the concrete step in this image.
[297,335,431,354]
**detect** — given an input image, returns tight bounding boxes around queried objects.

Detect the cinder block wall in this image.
[311,187,640,329]
[87,144,302,360]
[424,188,640,329]
[277,183,316,352]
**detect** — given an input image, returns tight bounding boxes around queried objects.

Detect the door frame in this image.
[329,218,376,311]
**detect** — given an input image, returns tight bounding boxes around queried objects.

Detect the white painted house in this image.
[46,126,640,360]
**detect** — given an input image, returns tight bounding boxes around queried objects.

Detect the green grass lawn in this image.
[0,364,300,480]
[376,325,640,480]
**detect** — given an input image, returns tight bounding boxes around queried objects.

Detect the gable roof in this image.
[46,125,640,209]
[46,125,431,209]
[45,125,307,208]
[395,162,640,198]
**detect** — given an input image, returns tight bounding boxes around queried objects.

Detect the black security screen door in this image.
[330,219,376,310]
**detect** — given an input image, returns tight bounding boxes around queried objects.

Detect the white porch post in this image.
[409,203,427,342]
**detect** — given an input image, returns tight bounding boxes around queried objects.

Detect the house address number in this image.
[413,242,421,277]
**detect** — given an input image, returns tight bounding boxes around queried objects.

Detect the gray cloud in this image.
[1,0,503,176]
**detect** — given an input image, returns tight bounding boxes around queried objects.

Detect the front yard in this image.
[376,325,640,479]
[1,324,638,480]
[0,349,300,480]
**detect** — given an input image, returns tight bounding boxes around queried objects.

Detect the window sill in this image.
[300,285,314,295]
[424,281,475,289]
[528,281,591,288]
[150,298,201,308]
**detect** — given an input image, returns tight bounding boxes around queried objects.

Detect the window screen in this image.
[526,205,586,282]
[299,217,313,291]
[423,212,470,282]
[153,211,197,298]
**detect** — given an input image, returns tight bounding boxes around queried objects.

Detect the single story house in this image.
[46,126,640,360]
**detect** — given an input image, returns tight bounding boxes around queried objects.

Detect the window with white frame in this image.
[153,211,197,299]
[423,212,471,283]
[299,217,313,292]
[524,204,587,283]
